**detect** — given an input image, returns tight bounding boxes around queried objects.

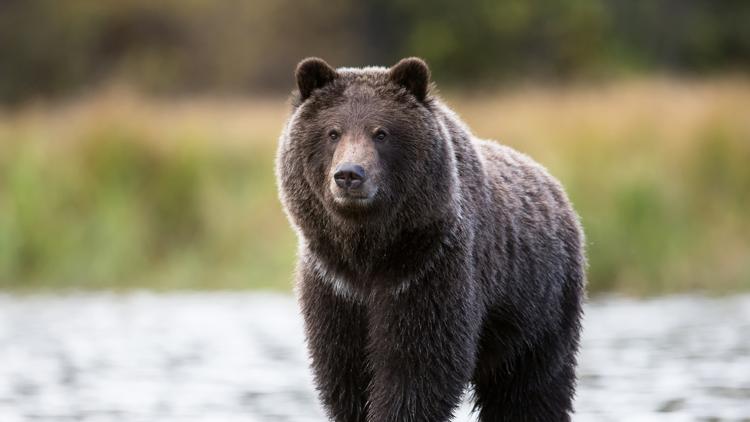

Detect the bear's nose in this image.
[333,163,366,189]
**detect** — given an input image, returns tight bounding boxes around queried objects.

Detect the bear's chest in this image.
[304,252,416,302]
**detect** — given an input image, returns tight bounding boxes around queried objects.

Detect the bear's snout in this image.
[333,163,367,190]
[328,135,379,206]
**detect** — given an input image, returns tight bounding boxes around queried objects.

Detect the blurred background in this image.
[1,1,749,421]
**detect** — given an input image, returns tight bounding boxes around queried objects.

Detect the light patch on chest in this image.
[307,257,363,302]
[304,254,414,301]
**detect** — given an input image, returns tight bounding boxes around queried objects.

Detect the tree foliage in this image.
[1,0,748,102]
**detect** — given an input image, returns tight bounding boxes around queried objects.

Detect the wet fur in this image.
[276,58,586,422]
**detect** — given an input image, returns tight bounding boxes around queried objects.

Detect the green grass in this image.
[0,101,296,291]
[563,125,750,294]
[1,79,749,295]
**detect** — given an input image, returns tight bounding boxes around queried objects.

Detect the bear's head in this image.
[278,57,455,231]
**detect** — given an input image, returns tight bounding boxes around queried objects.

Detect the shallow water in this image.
[0,293,749,422]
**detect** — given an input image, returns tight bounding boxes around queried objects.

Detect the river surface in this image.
[1,293,749,422]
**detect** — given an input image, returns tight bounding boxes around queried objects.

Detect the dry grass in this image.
[1,77,749,294]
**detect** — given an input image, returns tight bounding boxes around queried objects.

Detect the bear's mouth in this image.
[331,188,378,208]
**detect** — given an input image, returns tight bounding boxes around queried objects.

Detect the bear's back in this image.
[474,140,573,224]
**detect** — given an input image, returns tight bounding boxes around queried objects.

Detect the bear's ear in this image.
[295,57,338,101]
[389,57,430,102]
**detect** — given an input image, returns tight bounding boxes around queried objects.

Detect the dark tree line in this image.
[1,0,748,103]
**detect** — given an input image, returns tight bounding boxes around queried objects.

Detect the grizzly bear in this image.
[276,57,586,422]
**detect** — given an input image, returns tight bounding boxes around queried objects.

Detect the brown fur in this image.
[276,57,586,421]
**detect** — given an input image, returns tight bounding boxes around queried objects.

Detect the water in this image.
[1,293,749,422]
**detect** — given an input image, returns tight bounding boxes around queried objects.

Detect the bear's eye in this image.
[328,130,340,141]
[373,129,388,142]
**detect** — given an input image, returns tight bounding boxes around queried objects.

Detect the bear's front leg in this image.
[298,265,371,422]
[366,266,480,422]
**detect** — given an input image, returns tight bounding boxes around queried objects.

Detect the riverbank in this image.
[1,78,749,294]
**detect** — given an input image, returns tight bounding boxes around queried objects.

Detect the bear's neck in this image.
[307,214,456,282]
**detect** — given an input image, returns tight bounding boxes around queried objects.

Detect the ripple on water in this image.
[0,293,749,421]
